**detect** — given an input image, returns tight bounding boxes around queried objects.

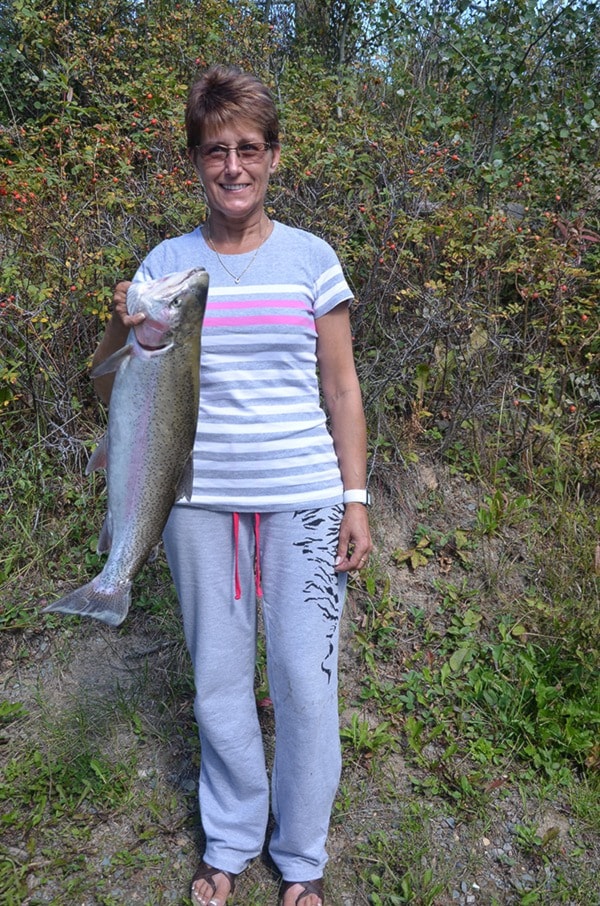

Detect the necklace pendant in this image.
[206,219,268,285]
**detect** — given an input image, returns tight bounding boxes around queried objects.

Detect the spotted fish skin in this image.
[44,268,209,626]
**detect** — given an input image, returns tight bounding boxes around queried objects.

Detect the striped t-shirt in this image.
[134,221,353,512]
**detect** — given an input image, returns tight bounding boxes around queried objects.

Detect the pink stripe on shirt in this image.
[203,315,315,329]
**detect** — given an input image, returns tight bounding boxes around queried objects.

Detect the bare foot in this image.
[191,865,234,906]
[280,880,323,906]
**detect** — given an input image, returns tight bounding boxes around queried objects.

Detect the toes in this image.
[281,882,323,906]
[190,880,210,906]
[191,871,231,906]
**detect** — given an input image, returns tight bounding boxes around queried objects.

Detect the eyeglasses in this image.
[195,142,273,165]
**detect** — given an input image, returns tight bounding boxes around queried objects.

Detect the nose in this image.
[223,148,243,173]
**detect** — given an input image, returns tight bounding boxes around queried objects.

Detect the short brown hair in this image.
[185,64,280,149]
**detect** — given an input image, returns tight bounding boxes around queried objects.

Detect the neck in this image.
[205,213,270,253]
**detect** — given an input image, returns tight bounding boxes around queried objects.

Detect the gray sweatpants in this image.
[162,504,347,881]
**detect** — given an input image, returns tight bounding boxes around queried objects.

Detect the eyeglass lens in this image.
[199,143,270,163]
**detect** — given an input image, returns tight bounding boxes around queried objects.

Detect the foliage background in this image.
[2,0,599,451]
[2,0,599,465]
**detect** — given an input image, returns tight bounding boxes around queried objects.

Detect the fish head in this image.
[127,268,209,350]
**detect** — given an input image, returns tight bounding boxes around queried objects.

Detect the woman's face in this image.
[191,118,280,225]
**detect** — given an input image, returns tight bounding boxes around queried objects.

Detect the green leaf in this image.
[410,550,430,569]
[449,645,472,672]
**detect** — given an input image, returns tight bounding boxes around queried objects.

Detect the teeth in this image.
[222,184,248,191]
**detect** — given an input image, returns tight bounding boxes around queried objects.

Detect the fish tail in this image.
[43,580,131,627]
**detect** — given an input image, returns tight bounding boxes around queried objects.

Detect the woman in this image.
[92,65,372,906]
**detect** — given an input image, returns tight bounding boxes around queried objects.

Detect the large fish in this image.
[44,267,209,626]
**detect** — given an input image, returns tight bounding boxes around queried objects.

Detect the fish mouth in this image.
[133,319,171,350]
[138,340,169,352]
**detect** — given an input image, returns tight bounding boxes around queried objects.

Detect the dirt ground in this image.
[1,463,598,905]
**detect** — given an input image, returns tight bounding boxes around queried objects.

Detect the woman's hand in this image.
[334,502,373,572]
[112,280,145,328]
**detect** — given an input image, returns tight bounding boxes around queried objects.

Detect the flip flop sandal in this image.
[191,862,237,906]
[279,878,324,906]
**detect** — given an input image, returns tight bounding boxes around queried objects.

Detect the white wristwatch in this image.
[342,489,372,506]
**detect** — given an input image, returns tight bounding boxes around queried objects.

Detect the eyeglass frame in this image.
[193,141,275,165]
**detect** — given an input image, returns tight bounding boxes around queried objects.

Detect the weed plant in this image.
[346,489,599,903]
[354,568,598,786]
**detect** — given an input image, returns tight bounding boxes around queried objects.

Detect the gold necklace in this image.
[205,219,267,285]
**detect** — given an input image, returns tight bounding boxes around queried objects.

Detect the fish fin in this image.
[96,513,112,554]
[147,543,161,564]
[86,434,108,474]
[90,344,133,379]
[175,453,194,501]
[43,580,131,627]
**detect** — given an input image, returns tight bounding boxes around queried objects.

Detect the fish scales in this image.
[99,334,197,580]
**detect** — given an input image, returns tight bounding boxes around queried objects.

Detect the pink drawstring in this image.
[232,512,242,600]
[231,512,263,600]
[254,513,263,598]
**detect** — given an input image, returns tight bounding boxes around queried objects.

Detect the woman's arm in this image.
[316,302,373,572]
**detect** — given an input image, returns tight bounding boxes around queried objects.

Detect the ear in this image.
[269,143,281,173]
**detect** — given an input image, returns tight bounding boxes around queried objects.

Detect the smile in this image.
[221,183,250,191]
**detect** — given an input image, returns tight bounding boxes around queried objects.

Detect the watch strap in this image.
[342,489,371,506]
